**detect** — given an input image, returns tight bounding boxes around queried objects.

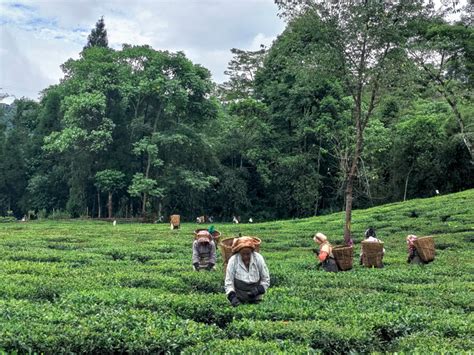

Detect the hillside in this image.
[0,189,473,353]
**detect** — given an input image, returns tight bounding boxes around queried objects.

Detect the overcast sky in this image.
[0,0,285,103]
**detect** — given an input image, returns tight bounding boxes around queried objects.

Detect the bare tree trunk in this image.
[158,201,162,220]
[314,136,323,216]
[97,190,101,218]
[344,122,362,244]
[403,165,414,202]
[142,193,147,216]
[360,158,373,206]
[108,192,113,219]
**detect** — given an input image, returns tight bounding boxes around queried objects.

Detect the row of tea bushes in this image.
[0,189,472,352]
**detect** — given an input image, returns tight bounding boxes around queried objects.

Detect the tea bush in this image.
[0,190,473,353]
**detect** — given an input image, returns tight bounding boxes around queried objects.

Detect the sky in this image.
[0,0,286,103]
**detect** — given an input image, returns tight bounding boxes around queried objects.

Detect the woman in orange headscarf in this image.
[313,232,339,272]
[224,237,270,307]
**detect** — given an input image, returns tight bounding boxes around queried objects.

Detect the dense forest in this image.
[1,1,472,222]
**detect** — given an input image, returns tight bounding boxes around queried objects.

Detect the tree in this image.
[95,169,126,218]
[408,19,474,162]
[392,100,449,200]
[128,173,164,216]
[274,0,427,243]
[84,17,108,50]
[131,135,163,216]
[218,47,267,102]
[0,99,39,216]
[43,91,115,217]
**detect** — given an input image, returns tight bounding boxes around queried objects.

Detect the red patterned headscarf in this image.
[406,235,417,252]
[197,230,211,244]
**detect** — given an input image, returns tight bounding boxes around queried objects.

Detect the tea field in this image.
[0,190,473,353]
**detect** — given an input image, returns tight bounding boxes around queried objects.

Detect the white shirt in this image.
[361,236,385,254]
[225,252,270,294]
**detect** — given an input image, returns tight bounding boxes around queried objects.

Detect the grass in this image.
[0,189,473,353]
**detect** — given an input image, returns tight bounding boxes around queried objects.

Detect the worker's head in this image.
[231,237,257,254]
[364,228,376,239]
[196,230,211,244]
[313,232,327,245]
[197,237,210,244]
[239,247,253,263]
[406,234,417,246]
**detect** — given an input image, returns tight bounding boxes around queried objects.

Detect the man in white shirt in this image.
[225,237,270,307]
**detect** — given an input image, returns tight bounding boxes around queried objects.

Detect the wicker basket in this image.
[170,214,180,229]
[361,241,384,268]
[413,236,435,262]
[332,245,354,271]
[219,237,261,272]
[194,228,221,244]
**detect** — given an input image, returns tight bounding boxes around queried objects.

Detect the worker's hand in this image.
[312,248,319,255]
[193,262,200,271]
[248,285,266,298]
[231,297,240,307]
[227,291,240,307]
[206,263,215,271]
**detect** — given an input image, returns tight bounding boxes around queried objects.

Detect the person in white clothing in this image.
[225,237,270,307]
[360,228,385,265]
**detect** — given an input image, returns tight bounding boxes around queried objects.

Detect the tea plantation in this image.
[0,190,473,353]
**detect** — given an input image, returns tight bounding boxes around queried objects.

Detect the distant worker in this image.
[232,215,239,224]
[313,232,339,272]
[192,230,216,271]
[248,217,253,223]
[406,235,427,265]
[225,237,270,307]
[360,228,385,266]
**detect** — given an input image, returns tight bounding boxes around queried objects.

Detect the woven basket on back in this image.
[219,237,261,272]
[194,229,221,244]
[413,236,435,262]
[361,241,384,268]
[332,245,354,271]
[170,214,180,228]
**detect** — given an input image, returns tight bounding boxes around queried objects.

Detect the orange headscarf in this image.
[232,237,257,254]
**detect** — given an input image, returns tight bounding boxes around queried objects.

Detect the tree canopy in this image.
[1,7,472,223]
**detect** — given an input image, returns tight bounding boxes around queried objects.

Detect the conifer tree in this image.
[84,16,108,50]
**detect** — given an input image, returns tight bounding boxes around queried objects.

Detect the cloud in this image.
[0,0,285,102]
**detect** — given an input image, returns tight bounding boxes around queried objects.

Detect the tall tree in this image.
[218,47,267,102]
[275,0,427,243]
[84,16,108,50]
[408,19,474,162]
[95,169,126,218]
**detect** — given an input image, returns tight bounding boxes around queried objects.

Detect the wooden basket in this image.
[194,229,221,244]
[361,241,384,268]
[413,236,435,262]
[219,237,261,271]
[170,214,180,229]
[332,245,353,271]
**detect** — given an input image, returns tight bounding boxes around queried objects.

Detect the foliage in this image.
[0,5,472,222]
